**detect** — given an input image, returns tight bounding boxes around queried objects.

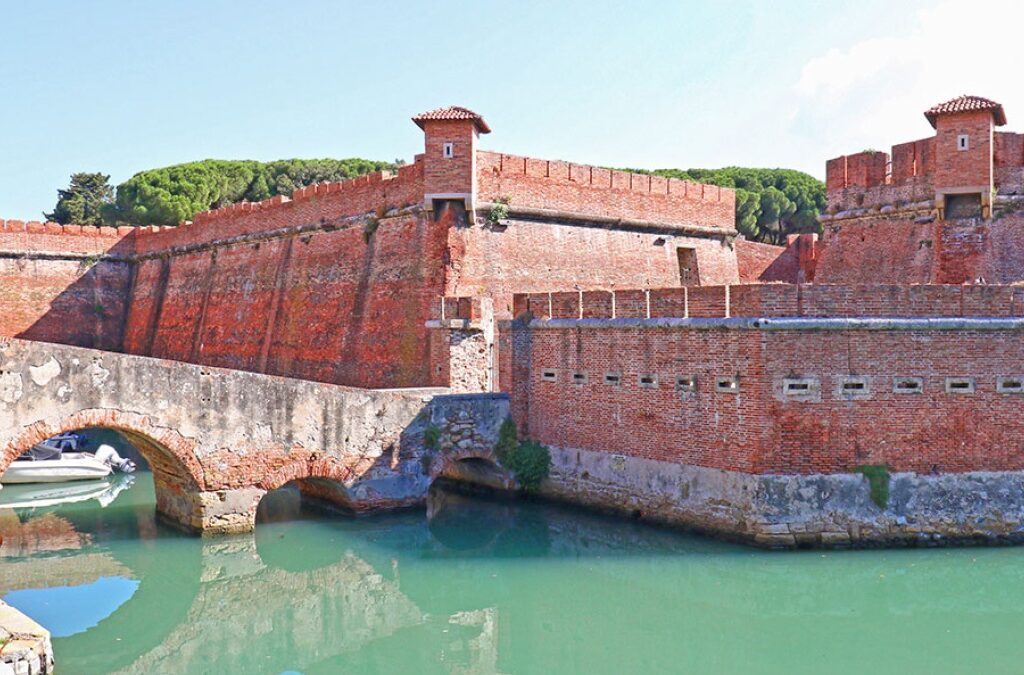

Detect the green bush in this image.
[853,464,891,510]
[487,196,510,225]
[496,417,518,461]
[494,418,551,491]
[504,439,551,491]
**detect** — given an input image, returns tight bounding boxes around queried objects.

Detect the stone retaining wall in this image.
[540,446,1024,548]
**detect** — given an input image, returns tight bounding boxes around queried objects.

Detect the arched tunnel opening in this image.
[256,477,356,527]
[433,457,514,494]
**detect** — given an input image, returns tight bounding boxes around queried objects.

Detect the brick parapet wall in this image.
[507,320,1024,475]
[504,283,1024,321]
[827,131,1024,218]
[132,161,425,255]
[476,150,735,231]
[0,219,135,256]
[445,216,740,318]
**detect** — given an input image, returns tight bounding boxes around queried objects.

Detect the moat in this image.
[3,471,1024,674]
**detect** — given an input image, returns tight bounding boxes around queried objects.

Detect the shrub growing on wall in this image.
[495,418,551,491]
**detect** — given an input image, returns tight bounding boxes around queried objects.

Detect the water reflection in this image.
[0,474,135,511]
[3,474,1024,674]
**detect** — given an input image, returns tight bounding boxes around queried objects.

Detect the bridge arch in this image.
[256,458,360,518]
[430,447,516,492]
[0,408,209,530]
[0,338,510,534]
[0,408,204,487]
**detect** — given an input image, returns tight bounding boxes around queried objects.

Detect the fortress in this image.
[4,97,1024,547]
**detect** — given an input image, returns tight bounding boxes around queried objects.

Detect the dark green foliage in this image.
[853,464,891,510]
[495,418,518,462]
[487,196,511,225]
[424,425,441,450]
[102,158,395,226]
[630,167,825,245]
[504,440,552,492]
[46,172,114,226]
[494,418,551,491]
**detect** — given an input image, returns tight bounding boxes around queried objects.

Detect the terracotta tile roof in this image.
[924,95,1007,128]
[412,106,491,133]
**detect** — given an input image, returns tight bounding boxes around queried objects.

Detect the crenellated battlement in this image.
[0,219,135,238]
[824,96,1024,221]
[0,218,136,257]
[130,159,426,255]
[476,150,735,231]
[502,283,1024,321]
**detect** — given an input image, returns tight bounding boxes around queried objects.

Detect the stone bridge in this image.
[0,338,511,533]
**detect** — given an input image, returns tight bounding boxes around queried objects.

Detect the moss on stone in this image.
[854,464,890,510]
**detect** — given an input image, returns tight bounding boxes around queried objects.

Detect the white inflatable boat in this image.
[1,433,136,484]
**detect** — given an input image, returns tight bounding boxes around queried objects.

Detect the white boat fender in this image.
[94,444,137,474]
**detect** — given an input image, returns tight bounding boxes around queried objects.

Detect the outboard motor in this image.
[94,444,137,474]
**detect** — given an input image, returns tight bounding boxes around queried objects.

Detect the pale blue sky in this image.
[3,0,1014,220]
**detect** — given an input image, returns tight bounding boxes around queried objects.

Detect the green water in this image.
[2,473,1024,674]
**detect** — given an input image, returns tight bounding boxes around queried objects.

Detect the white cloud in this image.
[792,0,1024,160]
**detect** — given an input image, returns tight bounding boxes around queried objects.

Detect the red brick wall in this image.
[476,151,735,231]
[934,110,993,190]
[509,283,1024,321]
[734,239,807,283]
[123,208,451,388]
[0,220,134,350]
[422,120,477,199]
[815,218,938,284]
[508,322,1024,475]
[845,151,889,188]
[816,213,1024,286]
[891,137,936,183]
[446,218,739,317]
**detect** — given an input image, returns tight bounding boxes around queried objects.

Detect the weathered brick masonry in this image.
[0,220,134,351]
[7,100,1024,547]
[504,313,1024,475]
[0,106,740,389]
[817,95,1024,285]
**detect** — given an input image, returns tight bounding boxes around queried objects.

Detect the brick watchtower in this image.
[926,95,1007,219]
[412,106,491,214]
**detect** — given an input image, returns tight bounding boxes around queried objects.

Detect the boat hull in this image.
[1,455,112,484]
